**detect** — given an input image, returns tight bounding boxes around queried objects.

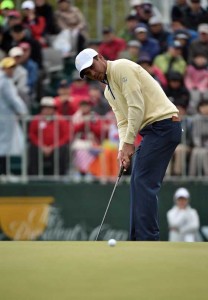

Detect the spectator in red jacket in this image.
[69,70,90,106]
[98,26,126,60]
[28,96,71,175]
[54,79,77,116]
[21,0,47,47]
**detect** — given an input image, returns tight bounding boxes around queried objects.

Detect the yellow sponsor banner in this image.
[0,197,54,240]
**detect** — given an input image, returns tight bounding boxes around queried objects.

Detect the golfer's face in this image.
[83,56,106,81]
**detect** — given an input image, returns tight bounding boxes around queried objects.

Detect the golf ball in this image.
[108,239,117,247]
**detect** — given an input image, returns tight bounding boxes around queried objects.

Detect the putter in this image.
[95,165,124,241]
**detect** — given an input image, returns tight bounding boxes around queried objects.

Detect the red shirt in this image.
[99,38,126,60]
[54,96,77,116]
[29,115,71,148]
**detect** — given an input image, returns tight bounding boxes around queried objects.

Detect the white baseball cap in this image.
[9,46,24,57]
[21,0,35,10]
[174,187,190,201]
[198,23,208,34]
[40,97,56,107]
[75,48,98,78]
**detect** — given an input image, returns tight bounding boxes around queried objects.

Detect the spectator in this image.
[171,0,189,22]
[118,14,138,42]
[28,96,70,175]
[174,31,190,61]
[21,0,47,47]
[134,24,160,60]
[188,23,208,63]
[8,46,30,106]
[0,26,6,59]
[153,40,187,75]
[164,71,190,106]
[168,18,198,46]
[10,24,43,69]
[98,26,126,61]
[189,99,208,176]
[69,70,90,102]
[54,79,77,116]
[89,85,111,116]
[3,9,22,32]
[71,99,104,179]
[55,0,87,35]
[130,0,161,25]
[119,40,141,62]
[87,39,101,53]
[0,0,15,27]
[183,0,208,31]
[167,187,200,242]
[170,98,193,176]
[0,57,27,174]
[35,0,59,35]
[185,54,208,93]
[137,54,167,88]
[148,16,170,54]
[19,42,39,97]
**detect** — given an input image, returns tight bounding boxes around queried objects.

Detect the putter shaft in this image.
[95,166,124,241]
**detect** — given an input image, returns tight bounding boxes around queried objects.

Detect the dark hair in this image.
[11,24,24,33]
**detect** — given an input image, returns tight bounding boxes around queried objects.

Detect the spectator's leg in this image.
[28,144,39,175]
[58,144,69,175]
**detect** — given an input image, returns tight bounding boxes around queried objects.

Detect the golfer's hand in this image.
[118,143,134,170]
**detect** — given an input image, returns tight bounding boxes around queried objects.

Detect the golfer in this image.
[75,48,182,241]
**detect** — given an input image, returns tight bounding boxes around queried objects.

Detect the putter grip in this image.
[118,165,124,178]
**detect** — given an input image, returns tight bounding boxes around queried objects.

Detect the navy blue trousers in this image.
[130,118,182,241]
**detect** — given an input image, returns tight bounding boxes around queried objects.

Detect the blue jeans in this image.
[130,118,182,241]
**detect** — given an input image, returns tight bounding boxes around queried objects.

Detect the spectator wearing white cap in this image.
[148,16,170,54]
[153,40,187,76]
[8,46,30,106]
[134,23,160,60]
[28,96,71,175]
[167,187,200,242]
[130,0,161,25]
[21,0,47,47]
[188,23,208,63]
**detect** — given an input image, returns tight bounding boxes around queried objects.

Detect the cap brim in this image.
[79,59,94,79]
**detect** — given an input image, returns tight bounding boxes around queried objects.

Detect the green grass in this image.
[0,242,208,300]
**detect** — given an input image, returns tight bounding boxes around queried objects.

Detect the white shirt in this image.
[167,205,200,242]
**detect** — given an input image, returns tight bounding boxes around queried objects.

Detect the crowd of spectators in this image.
[0,0,208,180]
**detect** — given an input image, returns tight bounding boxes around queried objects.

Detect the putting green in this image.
[0,242,207,300]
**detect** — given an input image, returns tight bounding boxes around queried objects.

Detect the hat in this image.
[137,54,152,64]
[8,10,21,18]
[40,97,56,107]
[171,40,183,48]
[75,48,98,79]
[0,57,16,68]
[125,14,138,21]
[167,71,183,81]
[80,98,92,106]
[130,0,142,7]
[9,46,24,57]
[127,40,141,48]
[0,0,14,10]
[102,26,113,34]
[149,16,162,26]
[175,32,189,40]
[174,187,190,201]
[21,0,35,10]
[58,79,69,88]
[135,24,148,33]
[19,42,31,50]
[198,23,208,34]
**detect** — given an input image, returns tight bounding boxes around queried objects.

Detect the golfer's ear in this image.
[97,53,103,60]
